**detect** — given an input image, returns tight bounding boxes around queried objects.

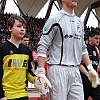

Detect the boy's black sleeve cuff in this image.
[0,92,5,99]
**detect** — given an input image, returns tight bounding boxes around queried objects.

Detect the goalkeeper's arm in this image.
[37,55,52,88]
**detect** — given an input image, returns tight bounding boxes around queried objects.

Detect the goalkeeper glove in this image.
[34,68,52,94]
[87,64,99,88]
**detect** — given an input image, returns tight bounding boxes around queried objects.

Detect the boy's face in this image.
[9,20,26,40]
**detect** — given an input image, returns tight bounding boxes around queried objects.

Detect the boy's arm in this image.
[26,69,36,83]
[0,47,6,99]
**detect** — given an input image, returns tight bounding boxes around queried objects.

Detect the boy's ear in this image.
[8,26,12,32]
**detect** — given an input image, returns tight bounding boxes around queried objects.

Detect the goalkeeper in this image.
[37,1,99,99]
[79,28,100,100]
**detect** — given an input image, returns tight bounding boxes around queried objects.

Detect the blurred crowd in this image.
[0,12,45,51]
[0,12,99,50]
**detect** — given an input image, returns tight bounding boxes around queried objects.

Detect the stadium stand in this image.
[0,13,45,50]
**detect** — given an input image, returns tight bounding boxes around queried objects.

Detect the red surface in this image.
[28,88,92,100]
[29,97,48,100]
[29,96,92,100]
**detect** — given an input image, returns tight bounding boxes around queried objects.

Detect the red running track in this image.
[29,97,48,100]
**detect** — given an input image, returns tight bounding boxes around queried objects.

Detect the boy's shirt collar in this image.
[8,40,21,48]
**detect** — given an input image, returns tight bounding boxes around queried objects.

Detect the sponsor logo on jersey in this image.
[77,26,81,33]
[8,59,28,67]
[90,60,98,65]
[10,50,13,54]
[64,34,73,39]
[64,34,82,40]
[77,23,81,33]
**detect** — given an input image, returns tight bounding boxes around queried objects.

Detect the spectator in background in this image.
[21,34,30,47]
[21,34,34,72]
[0,34,2,43]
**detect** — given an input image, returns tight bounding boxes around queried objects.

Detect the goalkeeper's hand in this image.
[34,68,52,94]
[87,64,99,88]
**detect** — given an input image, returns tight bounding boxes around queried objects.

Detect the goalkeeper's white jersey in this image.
[37,9,88,66]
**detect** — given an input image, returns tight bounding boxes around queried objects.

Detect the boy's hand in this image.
[34,68,52,94]
[1,97,7,100]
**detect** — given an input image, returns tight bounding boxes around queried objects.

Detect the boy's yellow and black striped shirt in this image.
[0,40,36,99]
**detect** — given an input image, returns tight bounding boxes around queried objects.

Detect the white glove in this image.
[87,64,99,88]
[34,68,52,94]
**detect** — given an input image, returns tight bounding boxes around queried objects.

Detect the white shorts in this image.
[48,65,84,100]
